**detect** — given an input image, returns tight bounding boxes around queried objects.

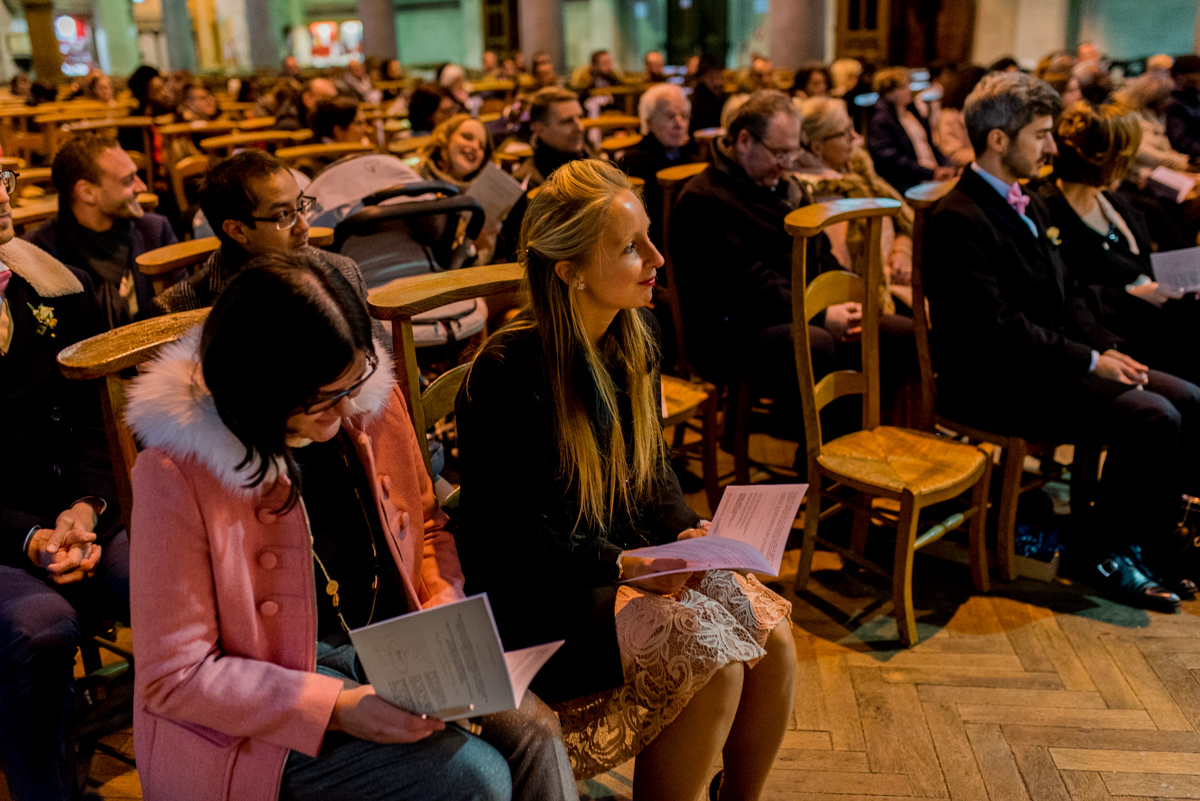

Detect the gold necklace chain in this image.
[309,445,382,634]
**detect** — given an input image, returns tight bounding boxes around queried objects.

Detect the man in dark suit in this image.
[924,71,1200,612]
[0,168,128,799]
[866,67,956,194]
[24,133,180,330]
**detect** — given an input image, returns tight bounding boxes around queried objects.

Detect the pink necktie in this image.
[0,269,10,294]
[1006,182,1030,216]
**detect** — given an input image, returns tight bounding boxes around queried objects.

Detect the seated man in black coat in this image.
[670,90,915,458]
[924,71,1200,612]
[866,67,956,194]
[24,133,180,330]
[0,168,128,799]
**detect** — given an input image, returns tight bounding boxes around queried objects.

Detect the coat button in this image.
[258,552,278,570]
[379,476,393,496]
[257,509,277,525]
[259,600,279,617]
[50,408,62,422]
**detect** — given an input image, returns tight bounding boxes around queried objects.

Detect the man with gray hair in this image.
[924,71,1200,612]
[618,83,697,246]
[669,90,868,465]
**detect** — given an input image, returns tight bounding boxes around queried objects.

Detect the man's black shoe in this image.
[1129,545,1198,600]
[1093,554,1182,614]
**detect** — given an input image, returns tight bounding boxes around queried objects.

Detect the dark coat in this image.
[1166,88,1200,159]
[24,212,180,326]
[1039,181,1200,382]
[924,168,1122,419]
[866,100,948,194]
[688,83,725,133]
[452,312,700,703]
[616,133,700,248]
[668,144,839,382]
[0,251,119,567]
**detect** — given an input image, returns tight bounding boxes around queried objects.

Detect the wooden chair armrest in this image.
[904,179,958,211]
[309,227,335,247]
[368,262,524,320]
[784,198,902,238]
[136,237,219,275]
[58,309,210,380]
[656,161,708,187]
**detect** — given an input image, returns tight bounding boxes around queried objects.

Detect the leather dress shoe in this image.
[709,769,723,801]
[1093,554,1181,614]
[1128,545,1198,600]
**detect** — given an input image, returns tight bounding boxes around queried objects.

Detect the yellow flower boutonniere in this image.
[27,302,58,338]
[1046,227,1062,247]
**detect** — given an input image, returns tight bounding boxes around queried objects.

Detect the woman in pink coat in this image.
[124,253,542,801]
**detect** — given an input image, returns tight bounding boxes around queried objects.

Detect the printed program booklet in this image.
[620,484,807,581]
[350,594,562,721]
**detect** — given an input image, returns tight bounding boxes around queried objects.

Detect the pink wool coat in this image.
[124,333,464,801]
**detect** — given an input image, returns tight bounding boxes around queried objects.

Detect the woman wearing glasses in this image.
[124,253,571,801]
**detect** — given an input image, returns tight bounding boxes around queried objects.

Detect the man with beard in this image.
[924,72,1200,611]
[25,134,179,329]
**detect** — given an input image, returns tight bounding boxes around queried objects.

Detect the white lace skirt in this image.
[552,569,792,779]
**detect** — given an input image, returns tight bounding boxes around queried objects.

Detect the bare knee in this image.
[764,621,798,675]
[704,661,745,709]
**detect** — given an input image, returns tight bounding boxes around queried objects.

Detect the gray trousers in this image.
[281,636,578,801]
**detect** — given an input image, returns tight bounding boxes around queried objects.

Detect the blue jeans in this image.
[0,529,130,801]
[281,637,513,801]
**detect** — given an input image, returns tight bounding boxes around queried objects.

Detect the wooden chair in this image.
[0,156,26,170]
[581,115,641,135]
[367,263,720,511]
[200,129,311,160]
[693,128,724,162]
[169,154,208,220]
[654,162,708,378]
[134,227,337,294]
[905,179,1099,581]
[57,309,211,529]
[387,135,433,159]
[276,142,375,176]
[600,133,643,158]
[589,83,645,116]
[787,198,994,647]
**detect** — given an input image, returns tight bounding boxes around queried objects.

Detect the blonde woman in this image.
[453,160,797,801]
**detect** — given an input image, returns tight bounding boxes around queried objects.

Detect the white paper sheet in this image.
[350,594,561,720]
[465,161,526,224]
[621,484,807,580]
[1151,246,1200,293]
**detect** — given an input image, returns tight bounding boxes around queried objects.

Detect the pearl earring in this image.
[576,282,586,290]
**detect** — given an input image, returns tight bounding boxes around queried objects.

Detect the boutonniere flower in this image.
[27,302,57,338]
[1046,227,1062,247]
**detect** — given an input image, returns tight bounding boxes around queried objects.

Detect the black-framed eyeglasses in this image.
[303,358,379,415]
[750,134,801,166]
[249,195,316,231]
[0,170,17,195]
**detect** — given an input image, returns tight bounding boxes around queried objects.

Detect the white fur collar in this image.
[125,329,396,496]
[0,238,84,297]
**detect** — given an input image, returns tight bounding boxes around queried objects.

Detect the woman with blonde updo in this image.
[453,159,797,801]
[1040,101,1200,386]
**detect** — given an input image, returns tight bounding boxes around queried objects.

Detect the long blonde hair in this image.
[500,159,663,531]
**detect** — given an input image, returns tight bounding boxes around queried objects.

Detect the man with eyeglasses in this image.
[154,150,378,342]
[0,153,130,800]
[669,90,863,469]
[24,133,180,330]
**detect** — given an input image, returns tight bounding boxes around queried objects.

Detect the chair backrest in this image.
[170,154,208,217]
[388,136,433,159]
[56,309,211,529]
[276,142,376,177]
[784,198,901,464]
[904,178,959,430]
[200,129,311,159]
[655,161,709,377]
[581,115,641,135]
[600,133,643,158]
[368,262,525,474]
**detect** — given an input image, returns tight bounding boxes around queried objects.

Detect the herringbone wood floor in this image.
[7,439,1200,801]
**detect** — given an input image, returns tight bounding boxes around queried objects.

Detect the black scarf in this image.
[533,140,584,181]
[56,207,133,329]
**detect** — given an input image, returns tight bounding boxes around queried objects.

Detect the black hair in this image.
[51,133,122,200]
[988,56,1020,73]
[408,83,449,134]
[964,71,1063,154]
[942,66,989,111]
[200,251,377,512]
[696,53,723,78]
[793,64,832,95]
[127,65,160,104]
[199,150,289,247]
[1172,54,1200,78]
[313,97,360,141]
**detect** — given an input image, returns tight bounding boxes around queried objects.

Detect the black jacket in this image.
[616,133,700,248]
[24,212,181,327]
[0,260,120,567]
[452,313,700,702]
[866,100,948,194]
[689,83,725,133]
[668,144,839,382]
[1166,88,1200,159]
[924,168,1121,416]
